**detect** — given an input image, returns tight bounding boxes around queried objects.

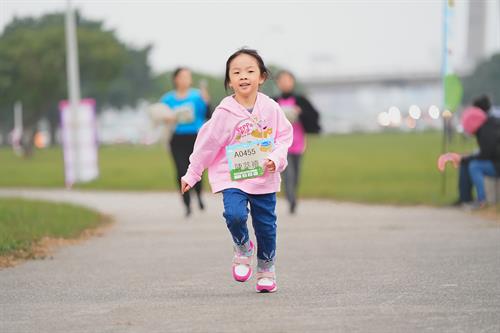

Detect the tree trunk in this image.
[48,108,59,146]
[20,125,36,158]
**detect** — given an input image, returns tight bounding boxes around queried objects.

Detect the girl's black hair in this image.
[172,67,189,88]
[224,48,270,91]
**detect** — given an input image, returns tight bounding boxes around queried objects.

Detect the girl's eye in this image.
[233,71,240,75]
[249,70,254,73]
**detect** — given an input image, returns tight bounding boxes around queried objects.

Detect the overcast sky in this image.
[1,0,499,79]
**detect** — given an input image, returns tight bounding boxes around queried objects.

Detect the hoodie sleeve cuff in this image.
[267,155,281,173]
[181,173,199,188]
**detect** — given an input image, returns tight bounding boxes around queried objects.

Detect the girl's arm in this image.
[267,105,294,173]
[181,109,228,190]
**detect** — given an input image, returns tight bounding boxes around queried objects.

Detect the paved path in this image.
[0,189,499,333]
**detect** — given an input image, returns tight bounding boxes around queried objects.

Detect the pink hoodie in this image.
[181,92,293,194]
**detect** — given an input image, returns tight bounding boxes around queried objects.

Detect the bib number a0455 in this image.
[226,139,273,181]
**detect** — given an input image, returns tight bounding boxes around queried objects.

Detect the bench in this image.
[485,176,500,204]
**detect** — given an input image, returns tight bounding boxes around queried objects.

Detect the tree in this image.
[0,12,152,153]
[106,45,153,109]
[462,53,500,105]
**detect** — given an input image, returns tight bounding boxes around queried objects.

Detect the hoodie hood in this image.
[462,106,487,135]
[217,93,265,118]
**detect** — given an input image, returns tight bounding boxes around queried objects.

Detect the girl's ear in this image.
[259,73,267,85]
[259,75,266,85]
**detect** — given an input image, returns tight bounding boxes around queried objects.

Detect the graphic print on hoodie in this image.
[234,116,274,143]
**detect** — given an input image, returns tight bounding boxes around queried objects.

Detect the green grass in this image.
[301,132,475,205]
[0,131,476,205]
[0,145,176,190]
[0,198,103,256]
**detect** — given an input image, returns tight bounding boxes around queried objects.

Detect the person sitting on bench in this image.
[454,95,500,208]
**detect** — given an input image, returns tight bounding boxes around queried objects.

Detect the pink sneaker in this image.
[232,240,254,282]
[256,271,277,293]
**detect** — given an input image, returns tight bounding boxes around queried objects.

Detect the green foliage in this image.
[462,53,500,105]
[0,12,153,131]
[0,198,102,255]
[106,45,153,108]
[0,15,68,128]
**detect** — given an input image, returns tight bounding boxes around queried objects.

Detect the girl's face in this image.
[228,54,265,98]
[174,69,192,91]
[277,73,295,93]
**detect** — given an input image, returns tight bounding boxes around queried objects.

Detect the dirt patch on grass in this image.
[0,214,113,269]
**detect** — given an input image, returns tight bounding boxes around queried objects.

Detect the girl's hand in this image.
[164,113,177,125]
[200,86,211,104]
[181,180,191,194]
[264,159,276,173]
[200,80,211,103]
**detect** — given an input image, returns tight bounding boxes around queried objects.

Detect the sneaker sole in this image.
[256,286,277,293]
[234,270,252,283]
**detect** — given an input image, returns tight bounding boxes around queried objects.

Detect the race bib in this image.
[226,139,274,181]
[174,105,195,124]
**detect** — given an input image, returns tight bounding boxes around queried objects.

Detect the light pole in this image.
[64,0,82,185]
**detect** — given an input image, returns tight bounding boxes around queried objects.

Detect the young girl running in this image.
[180,48,293,293]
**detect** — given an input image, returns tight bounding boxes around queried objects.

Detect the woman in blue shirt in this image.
[160,67,210,217]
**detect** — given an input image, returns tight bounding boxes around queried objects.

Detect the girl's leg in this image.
[248,193,277,271]
[283,155,294,207]
[222,189,251,252]
[194,181,204,210]
[291,154,302,213]
[170,135,191,213]
[468,160,497,203]
[185,134,204,210]
[223,189,255,282]
[284,154,300,213]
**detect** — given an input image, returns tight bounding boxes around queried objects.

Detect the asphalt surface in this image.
[0,189,499,333]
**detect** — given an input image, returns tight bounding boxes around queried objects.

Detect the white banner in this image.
[59,98,99,187]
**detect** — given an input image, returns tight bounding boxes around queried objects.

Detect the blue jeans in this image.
[222,188,277,270]
[468,159,497,202]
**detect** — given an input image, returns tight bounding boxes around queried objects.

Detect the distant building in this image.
[303,73,442,134]
[303,0,500,134]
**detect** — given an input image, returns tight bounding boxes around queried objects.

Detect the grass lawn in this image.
[0,198,105,257]
[300,131,475,205]
[0,131,476,205]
